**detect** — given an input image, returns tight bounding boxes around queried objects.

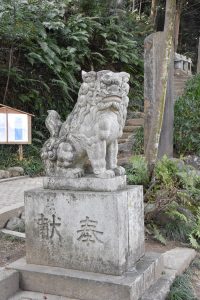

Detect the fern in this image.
[147,223,167,245]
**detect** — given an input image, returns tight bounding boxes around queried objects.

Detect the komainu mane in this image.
[41,70,130,178]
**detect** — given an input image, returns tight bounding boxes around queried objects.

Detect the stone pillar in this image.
[144,32,174,158]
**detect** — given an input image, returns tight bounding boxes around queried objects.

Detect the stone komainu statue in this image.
[41,70,130,178]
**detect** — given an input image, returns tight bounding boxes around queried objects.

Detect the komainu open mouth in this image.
[102,95,121,103]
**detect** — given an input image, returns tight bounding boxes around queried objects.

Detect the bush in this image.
[132,127,144,155]
[174,73,200,156]
[126,155,149,186]
[145,156,200,248]
[0,144,44,177]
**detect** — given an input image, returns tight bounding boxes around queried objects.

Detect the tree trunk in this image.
[197,37,200,73]
[145,0,176,171]
[139,0,142,18]
[150,0,158,26]
[174,0,184,52]
[132,0,136,12]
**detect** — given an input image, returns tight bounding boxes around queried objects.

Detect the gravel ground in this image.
[0,233,25,267]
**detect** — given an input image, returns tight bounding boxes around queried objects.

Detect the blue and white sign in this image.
[8,114,28,143]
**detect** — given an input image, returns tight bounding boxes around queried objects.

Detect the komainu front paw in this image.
[113,166,126,176]
[95,170,115,178]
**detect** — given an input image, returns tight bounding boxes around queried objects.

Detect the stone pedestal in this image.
[25,185,144,276]
[4,180,169,300]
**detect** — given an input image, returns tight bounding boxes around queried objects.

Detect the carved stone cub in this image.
[41,70,130,178]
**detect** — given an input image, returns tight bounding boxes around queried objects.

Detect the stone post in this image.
[144,32,174,158]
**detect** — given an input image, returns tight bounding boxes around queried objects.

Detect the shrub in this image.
[126,155,149,186]
[174,73,200,156]
[132,127,144,155]
[145,156,200,248]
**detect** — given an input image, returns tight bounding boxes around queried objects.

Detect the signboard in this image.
[0,105,33,145]
[0,114,6,142]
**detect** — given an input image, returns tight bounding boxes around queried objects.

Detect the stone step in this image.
[0,268,19,300]
[118,157,131,166]
[121,132,132,139]
[7,253,164,300]
[9,290,74,300]
[118,138,129,144]
[123,125,141,133]
[174,83,187,88]
[126,118,144,126]
[140,247,196,300]
[174,80,187,87]
[140,273,175,300]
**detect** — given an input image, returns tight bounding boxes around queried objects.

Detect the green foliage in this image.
[155,156,179,189]
[0,1,151,116]
[0,144,44,177]
[147,223,167,245]
[132,127,144,155]
[167,272,196,300]
[188,208,200,249]
[126,155,149,186]
[174,74,200,156]
[145,156,200,248]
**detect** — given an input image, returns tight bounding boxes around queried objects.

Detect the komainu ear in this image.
[81,70,87,79]
[82,70,97,82]
[121,72,130,80]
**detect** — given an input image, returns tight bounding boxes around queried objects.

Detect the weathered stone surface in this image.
[0,203,24,229]
[41,70,130,179]
[163,247,196,276]
[0,269,19,300]
[140,273,175,300]
[7,167,24,177]
[25,186,144,275]
[7,253,163,300]
[0,170,10,179]
[6,217,25,232]
[43,175,127,192]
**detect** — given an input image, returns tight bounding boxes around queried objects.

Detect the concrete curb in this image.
[1,229,25,240]
[0,175,29,184]
[0,203,24,229]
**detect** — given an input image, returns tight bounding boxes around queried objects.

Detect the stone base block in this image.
[25,186,144,275]
[43,175,127,192]
[7,253,164,300]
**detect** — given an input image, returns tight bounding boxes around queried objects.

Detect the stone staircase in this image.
[174,69,192,100]
[118,112,144,166]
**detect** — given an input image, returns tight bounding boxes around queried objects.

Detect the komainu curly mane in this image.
[41,70,130,179]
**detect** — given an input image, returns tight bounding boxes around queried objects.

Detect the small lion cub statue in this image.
[41,70,130,179]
